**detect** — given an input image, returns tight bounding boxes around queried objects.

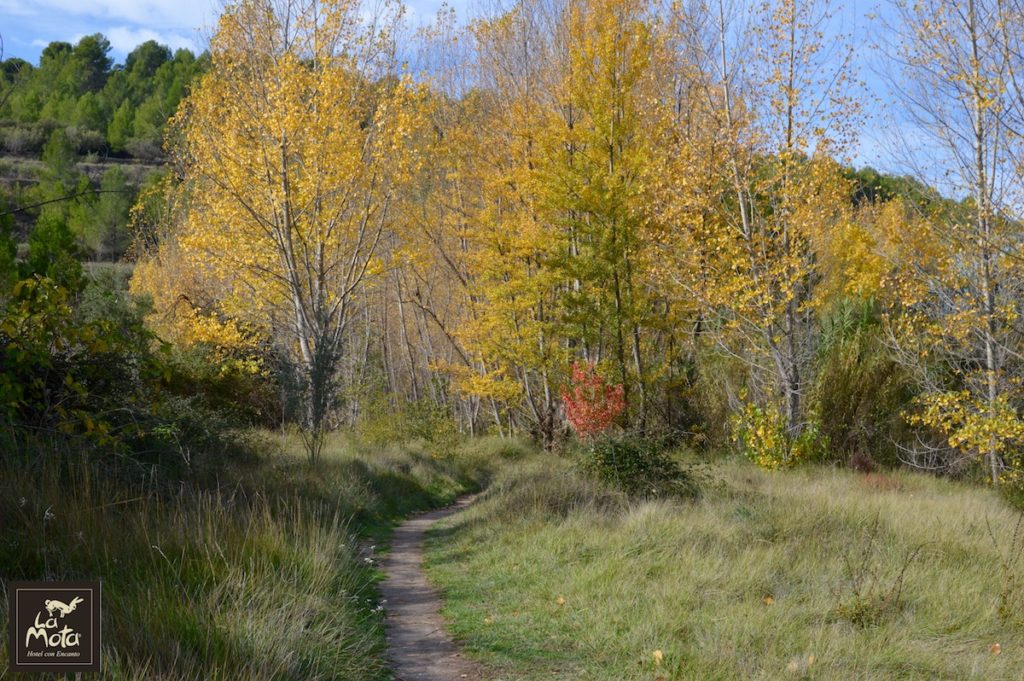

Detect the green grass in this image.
[0,430,512,680]
[425,456,1024,680]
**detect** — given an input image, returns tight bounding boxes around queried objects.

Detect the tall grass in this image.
[0,430,507,679]
[426,458,1024,680]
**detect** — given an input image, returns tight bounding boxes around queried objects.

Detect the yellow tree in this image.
[426,1,569,445]
[132,0,422,462]
[535,0,665,428]
[664,0,858,462]
[429,0,671,442]
[884,0,1024,483]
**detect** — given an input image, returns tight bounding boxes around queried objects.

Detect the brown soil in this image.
[379,496,487,681]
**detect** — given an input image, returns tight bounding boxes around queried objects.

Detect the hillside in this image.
[0,35,203,263]
[1,36,205,159]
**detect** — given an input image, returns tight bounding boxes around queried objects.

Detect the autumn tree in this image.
[538,0,665,428]
[132,0,423,462]
[562,360,625,438]
[415,0,675,443]
[663,0,858,463]
[883,0,1024,483]
[377,64,502,434]
[428,0,569,445]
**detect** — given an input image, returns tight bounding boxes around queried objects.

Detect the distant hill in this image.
[0,34,207,161]
[0,35,206,263]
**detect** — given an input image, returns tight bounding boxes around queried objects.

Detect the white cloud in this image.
[105,26,199,54]
[4,0,213,61]
[20,0,216,30]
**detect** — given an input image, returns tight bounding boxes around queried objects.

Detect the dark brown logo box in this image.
[7,580,102,673]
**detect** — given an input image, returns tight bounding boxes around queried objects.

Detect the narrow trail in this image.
[379,495,486,681]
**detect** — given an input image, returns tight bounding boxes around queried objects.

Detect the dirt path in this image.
[379,495,486,681]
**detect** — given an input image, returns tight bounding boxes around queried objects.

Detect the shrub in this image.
[849,450,877,473]
[579,434,698,498]
[811,301,915,467]
[987,511,1024,628]
[561,360,624,439]
[66,125,107,154]
[731,401,825,470]
[164,344,280,428]
[831,514,923,627]
[125,136,163,160]
[357,395,461,457]
[0,276,164,444]
[129,394,255,479]
[1000,481,1024,512]
[1,123,45,154]
[688,347,749,448]
[0,273,254,477]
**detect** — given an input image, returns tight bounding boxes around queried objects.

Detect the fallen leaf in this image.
[762,595,775,606]
[556,595,566,606]
[652,649,664,666]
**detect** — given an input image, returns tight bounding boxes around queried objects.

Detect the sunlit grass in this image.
[426,457,1024,680]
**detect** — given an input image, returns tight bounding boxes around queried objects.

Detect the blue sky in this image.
[0,0,901,172]
[1,0,217,61]
[0,0,457,63]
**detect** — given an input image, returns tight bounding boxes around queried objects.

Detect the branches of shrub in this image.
[0,272,256,474]
[579,434,699,499]
[0,275,166,443]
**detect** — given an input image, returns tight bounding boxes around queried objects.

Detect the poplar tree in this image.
[139,0,423,462]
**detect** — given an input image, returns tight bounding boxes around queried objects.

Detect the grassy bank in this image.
[426,456,1024,680]
[0,431,518,679]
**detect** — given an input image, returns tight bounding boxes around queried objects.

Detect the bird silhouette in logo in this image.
[45,596,84,618]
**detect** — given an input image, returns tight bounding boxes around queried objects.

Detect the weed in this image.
[0,430,505,679]
[427,461,1024,679]
[831,513,923,627]
[988,511,1024,628]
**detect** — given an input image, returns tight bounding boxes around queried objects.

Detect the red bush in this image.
[561,361,625,439]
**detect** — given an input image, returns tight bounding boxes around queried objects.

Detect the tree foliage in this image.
[133,0,425,462]
[105,0,1024,491]
[0,35,205,157]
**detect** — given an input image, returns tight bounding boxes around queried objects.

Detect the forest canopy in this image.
[120,0,1024,487]
[3,0,1024,493]
[0,34,206,158]
[0,35,206,266]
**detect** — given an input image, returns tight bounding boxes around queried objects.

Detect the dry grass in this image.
[0,430,503,679]
[426,457,1024,680]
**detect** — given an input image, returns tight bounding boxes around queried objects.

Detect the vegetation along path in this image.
[380,495,485,681]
